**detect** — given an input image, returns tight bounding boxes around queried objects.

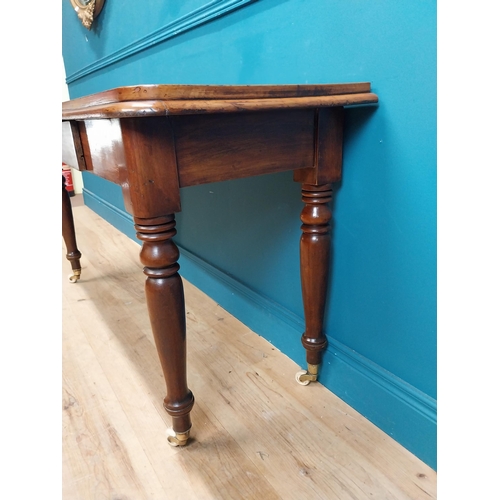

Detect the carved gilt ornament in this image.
[70,0,105,30]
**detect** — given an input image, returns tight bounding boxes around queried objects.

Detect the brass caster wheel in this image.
[68,269,81,283]
[295,364,319,386]
[166,428,190,447]
[295,370,310,386]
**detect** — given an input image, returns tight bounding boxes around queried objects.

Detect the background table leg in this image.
[62,175,82,282]
[135,214,195,446]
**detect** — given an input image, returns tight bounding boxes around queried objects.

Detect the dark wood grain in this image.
[174,109,315,187]
[62,83,377,120]
[62,82,373,109]
[62,93,378,120]
[294,107,344,185]
[120,116,181,217]
[77,119,123,184]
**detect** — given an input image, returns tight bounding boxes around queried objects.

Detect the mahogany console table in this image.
[62,83,378,446]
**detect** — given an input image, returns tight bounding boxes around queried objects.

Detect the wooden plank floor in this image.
[62,198,437,499]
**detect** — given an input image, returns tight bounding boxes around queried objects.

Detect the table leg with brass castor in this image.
[62,175,82,283]
[135,214,195,446]
[296,184,332,385]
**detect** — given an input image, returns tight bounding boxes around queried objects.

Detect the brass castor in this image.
[295,363,319,386]
[166,427,191,447]
[68,269,81,283]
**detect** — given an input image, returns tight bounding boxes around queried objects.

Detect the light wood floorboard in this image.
[62,199,436,499]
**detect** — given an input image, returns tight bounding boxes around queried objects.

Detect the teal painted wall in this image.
[63,0,437,468]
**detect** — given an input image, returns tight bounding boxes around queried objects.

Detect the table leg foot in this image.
[68,268,82,283]
[295,363,319,386]
[166,427,191,447]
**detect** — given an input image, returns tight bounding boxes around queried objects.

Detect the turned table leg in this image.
[296,184,332,385]
[135,214,195,446]
[62,175,82,283]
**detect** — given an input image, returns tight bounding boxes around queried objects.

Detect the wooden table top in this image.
[62,83,378,120]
